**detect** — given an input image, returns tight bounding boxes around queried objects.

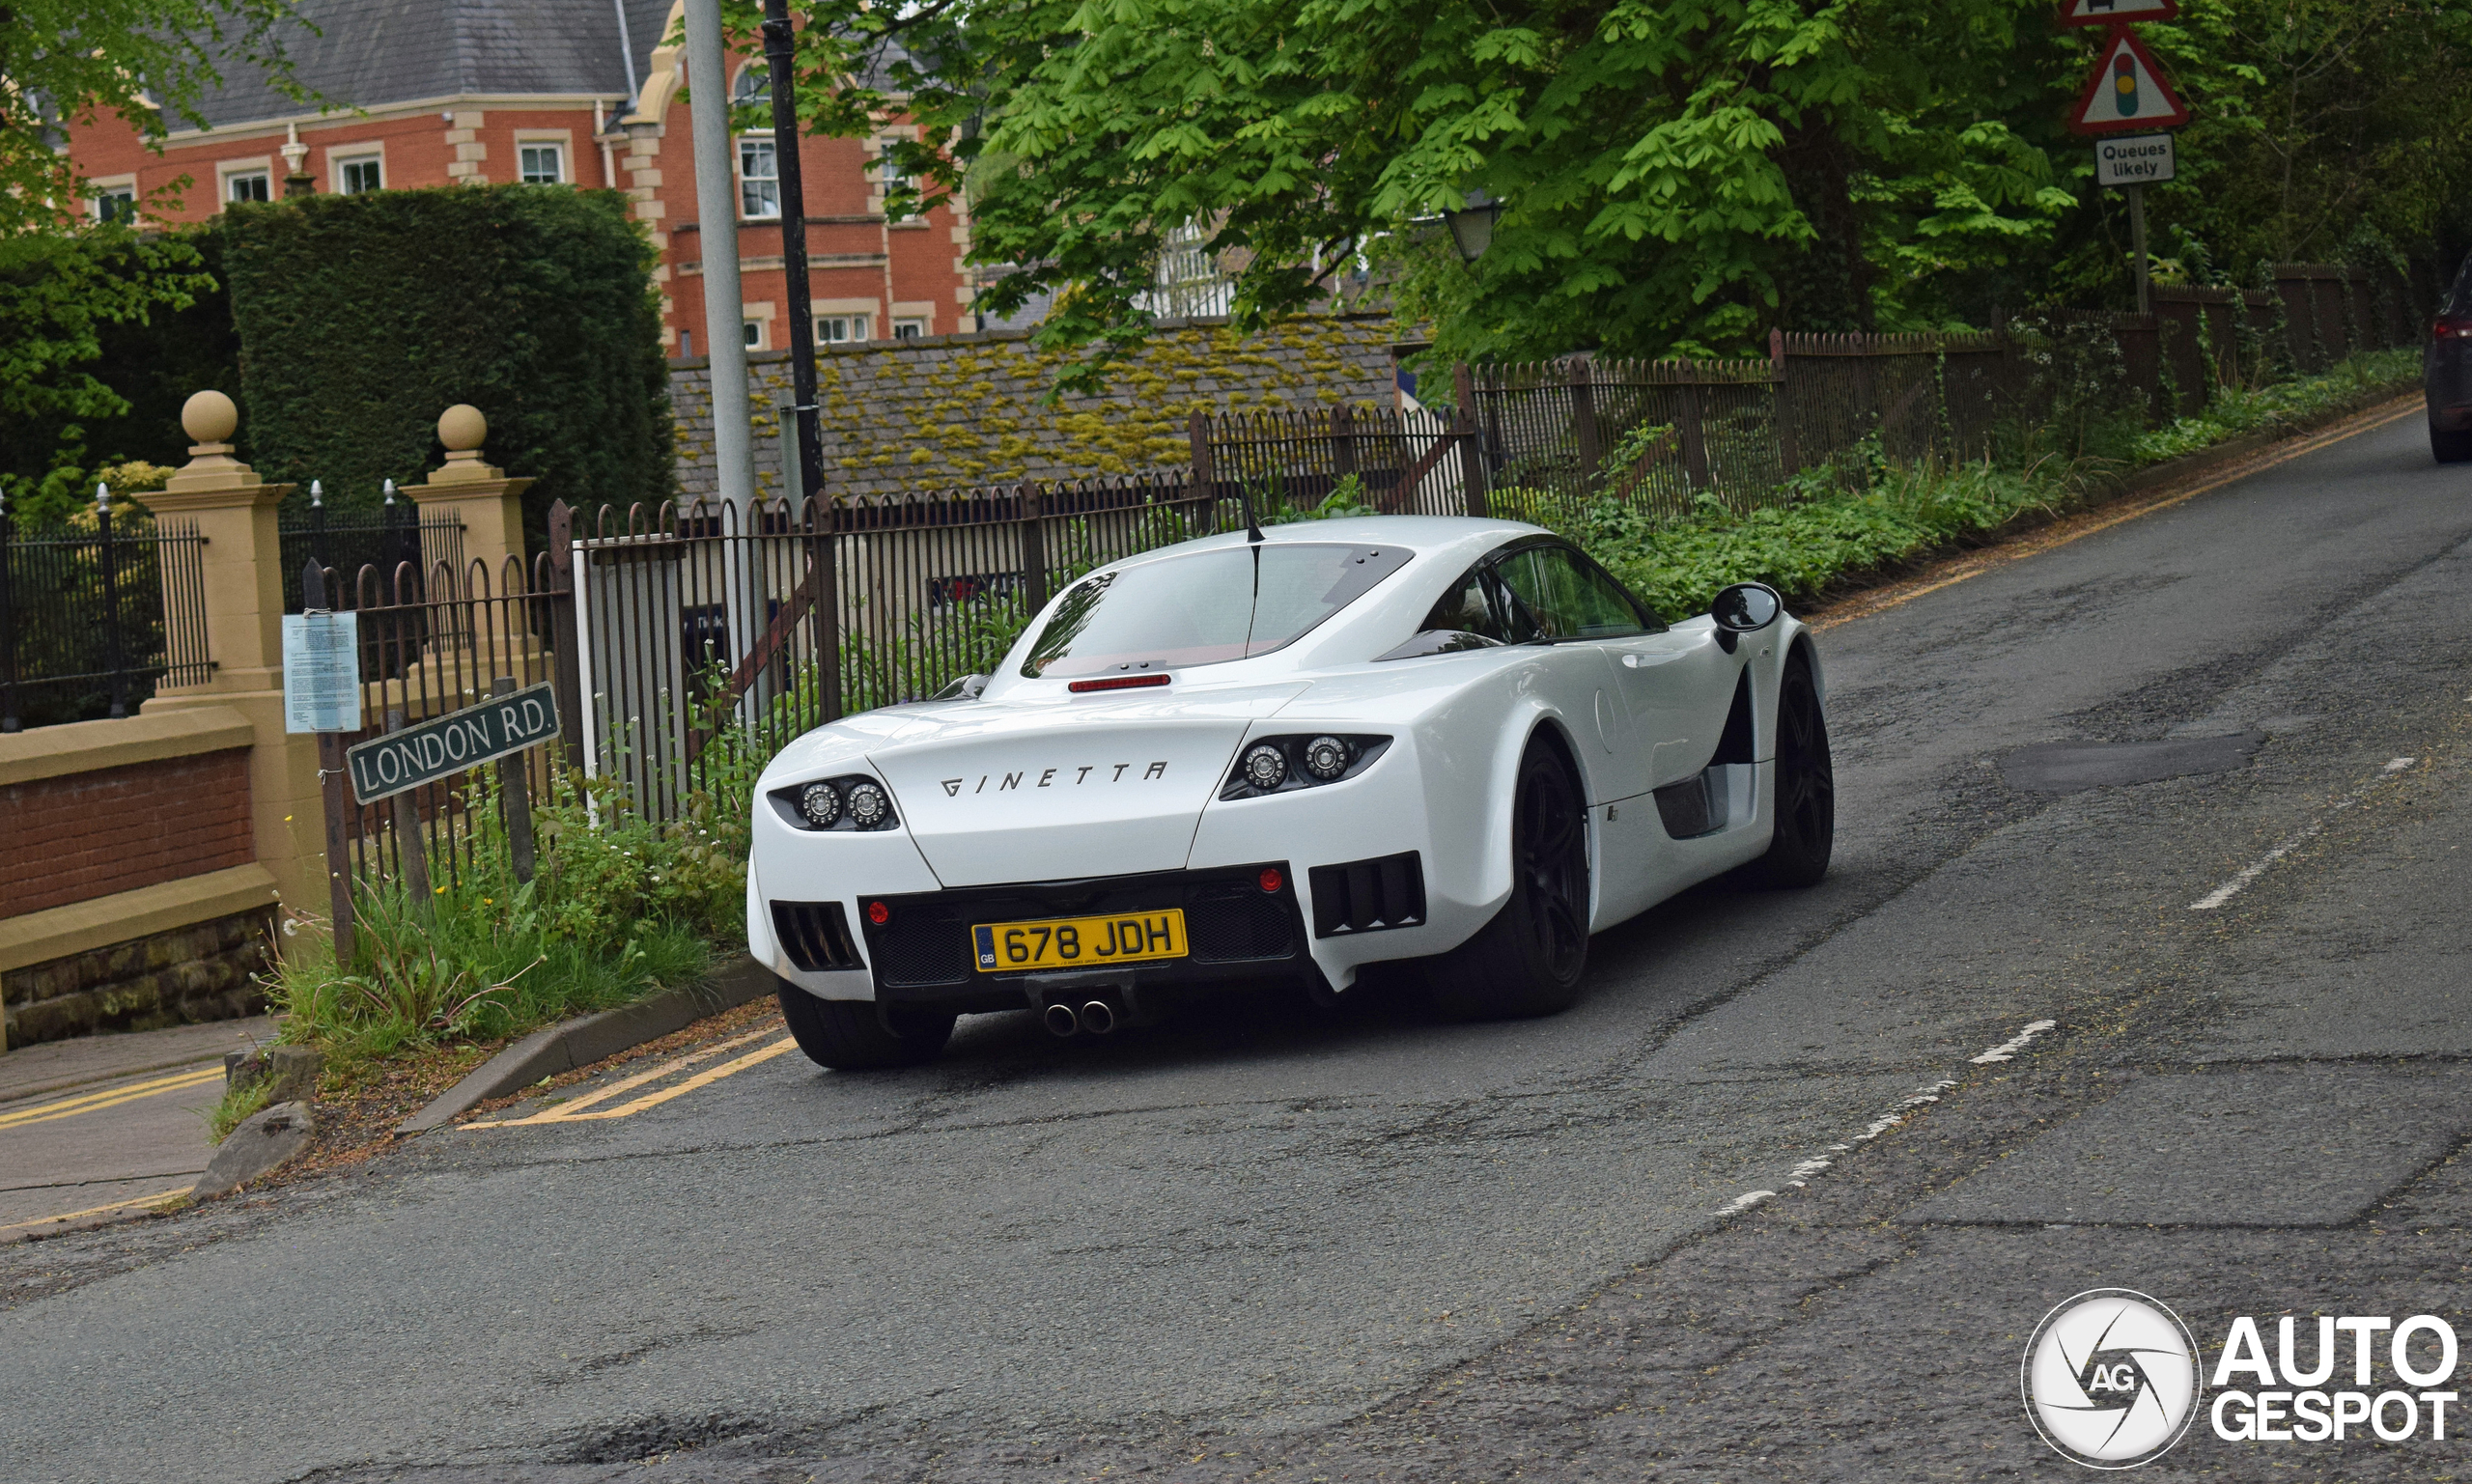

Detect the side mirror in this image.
[1710,582,1782,653]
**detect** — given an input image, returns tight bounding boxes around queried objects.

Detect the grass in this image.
[1564,348,2420,622]
[263,759,740,1071]
[203,1079,269,1145]
[2132,348,2419,463]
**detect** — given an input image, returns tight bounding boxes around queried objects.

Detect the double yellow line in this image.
[463,1027,796,1129]
[0,1184,192,1241]
[0,1064,227,1133]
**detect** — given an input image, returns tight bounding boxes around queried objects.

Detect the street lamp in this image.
[1442,188,1502,264]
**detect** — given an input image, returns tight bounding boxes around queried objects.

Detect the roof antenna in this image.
[1241,481,1263,545]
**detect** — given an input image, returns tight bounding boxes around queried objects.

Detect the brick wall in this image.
[0,749,254,917]
[670,313,1402,503]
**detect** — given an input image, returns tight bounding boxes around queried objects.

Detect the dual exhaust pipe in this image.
[1043,999,1120,1037]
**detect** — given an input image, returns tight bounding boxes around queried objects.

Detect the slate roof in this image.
[187,0,674,128]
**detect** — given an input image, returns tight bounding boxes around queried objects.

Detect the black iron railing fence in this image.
[300,555,561,893]
[0,496,211,732]
[278,487,464,613]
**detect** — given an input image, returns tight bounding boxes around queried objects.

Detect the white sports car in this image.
[747,516,1833,1069]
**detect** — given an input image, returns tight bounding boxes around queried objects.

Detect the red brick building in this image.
[64,0,980,355]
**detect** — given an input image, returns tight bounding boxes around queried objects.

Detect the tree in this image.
[0,230,216,520]
[749,0,2087,381]
[0,0,310,231]
[749,0,2466,383]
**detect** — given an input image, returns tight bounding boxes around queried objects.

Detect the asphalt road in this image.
[4,406,2468,1483]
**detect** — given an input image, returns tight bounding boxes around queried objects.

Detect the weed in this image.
[203,1078,269,1145]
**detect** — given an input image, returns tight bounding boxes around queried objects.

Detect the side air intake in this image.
[772,900,862,972]
[1308,852,1427,938]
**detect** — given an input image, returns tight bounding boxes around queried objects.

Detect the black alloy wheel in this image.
[1744,653,1834,887]
[1427,741,1590,1020]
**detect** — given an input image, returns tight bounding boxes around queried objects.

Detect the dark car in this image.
[2429,253,2472,462]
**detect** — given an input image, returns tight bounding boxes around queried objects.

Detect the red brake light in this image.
[1258,867,1283,894]
[2435,317,2472,340]
[1067,674,1171,693]
[867,901,889,925]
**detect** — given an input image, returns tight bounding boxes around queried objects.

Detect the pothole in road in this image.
[1999,731,2266,792]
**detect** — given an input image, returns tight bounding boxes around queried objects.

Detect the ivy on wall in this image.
[218,185,673,544]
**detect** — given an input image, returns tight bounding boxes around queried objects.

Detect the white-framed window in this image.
[874,142,918,219]
[519,143,565,184]
[816,315,872,345]
[337,154,383,193]
[738,137,780,219]
[94,185,136,223]
[743,320,766,349]
[891,317,928,341]
[733,62,770,105]
[226,170,270,205]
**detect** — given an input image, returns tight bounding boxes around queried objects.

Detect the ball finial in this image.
[182,390,239,445]
[437,404,488,453]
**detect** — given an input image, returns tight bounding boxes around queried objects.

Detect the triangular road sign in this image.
[2068,26,2191,134]
[2059,0,2177,28]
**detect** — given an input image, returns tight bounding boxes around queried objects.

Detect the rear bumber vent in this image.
[772,900,862,972]
[1308,853,1427,938]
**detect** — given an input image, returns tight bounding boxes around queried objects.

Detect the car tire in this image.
[775,984,954,1070]
[1426,739,1591,1021]
[2432,428,2472,464]
[1743,652,1834,887]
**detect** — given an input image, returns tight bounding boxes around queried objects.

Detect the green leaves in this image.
[0,0,317,233]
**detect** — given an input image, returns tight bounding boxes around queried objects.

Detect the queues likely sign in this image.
[2095,132,2176,185]
[346,683,560,804]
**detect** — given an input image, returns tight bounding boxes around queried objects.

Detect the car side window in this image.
[1492,545,1655,639]
[1418,563,1530,643]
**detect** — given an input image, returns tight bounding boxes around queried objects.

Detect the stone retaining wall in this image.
[2,908,272,1045]
[669,314,1402,503]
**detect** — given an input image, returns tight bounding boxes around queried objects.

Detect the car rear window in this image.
[1021,543,1411,679]
[2449,254,2472,317]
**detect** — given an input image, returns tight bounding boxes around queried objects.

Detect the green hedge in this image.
[218,185,672,545]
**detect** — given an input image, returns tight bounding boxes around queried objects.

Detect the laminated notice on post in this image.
[282,611,362,734]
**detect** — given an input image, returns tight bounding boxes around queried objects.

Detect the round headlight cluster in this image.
[799,781,842,827]
[847,780,891,827]
[1302,735,1350,780]
[1242,743,1288,792]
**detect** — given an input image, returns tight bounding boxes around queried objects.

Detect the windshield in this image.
[1021,543,1411,679]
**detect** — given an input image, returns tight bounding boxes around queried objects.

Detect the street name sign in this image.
[347,683,560,804]
[2059,0,2177,27]
[282,612,362,734]
[2095,132,2176,185]
[2068,26,2191,134]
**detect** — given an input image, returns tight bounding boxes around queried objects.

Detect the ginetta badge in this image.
[942,762,1169,796]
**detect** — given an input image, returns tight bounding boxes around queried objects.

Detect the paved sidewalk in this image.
[0,1017,273,1240]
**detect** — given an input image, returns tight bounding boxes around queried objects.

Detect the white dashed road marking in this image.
[1715,1018,2057,1213]
[2188,757,2416,910]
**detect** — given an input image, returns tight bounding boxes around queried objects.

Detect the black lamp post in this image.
[1442,188,1502,264]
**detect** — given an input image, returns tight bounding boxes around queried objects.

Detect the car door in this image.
[1486,543,1634,802]
[1490,542,1746,924]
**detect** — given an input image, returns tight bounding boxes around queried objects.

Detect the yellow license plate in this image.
[972,909,1187,972]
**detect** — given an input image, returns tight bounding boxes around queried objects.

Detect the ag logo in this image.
[2022,1289,2202,1468]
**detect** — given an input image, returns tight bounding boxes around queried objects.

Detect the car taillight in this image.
[2435,316,2472,340]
